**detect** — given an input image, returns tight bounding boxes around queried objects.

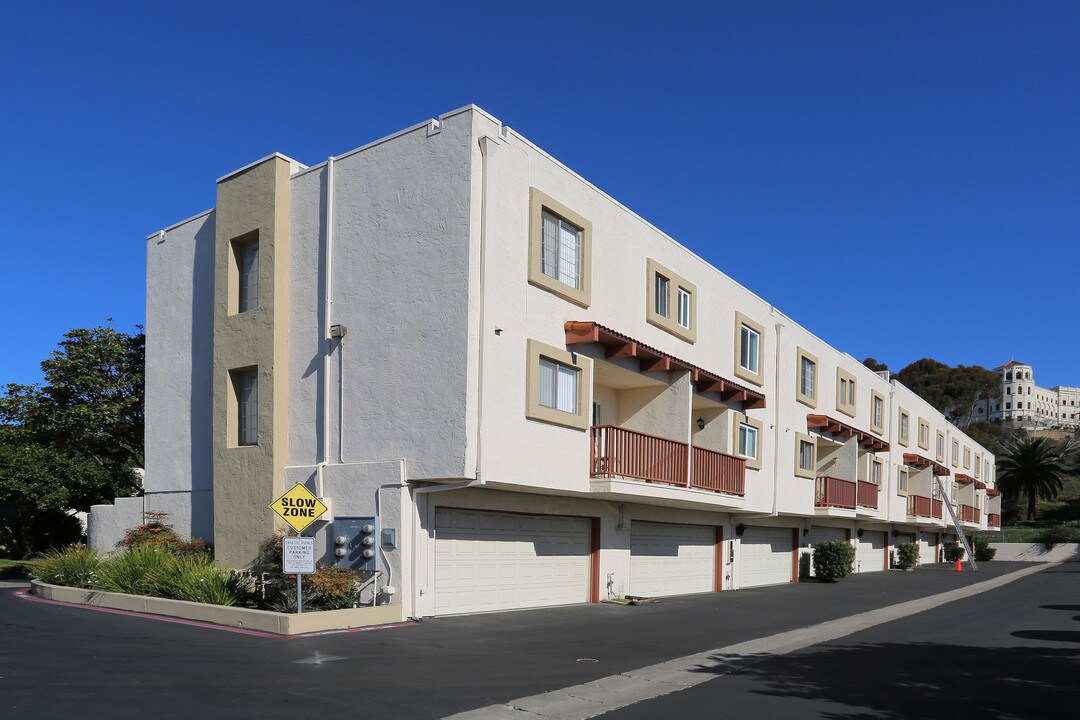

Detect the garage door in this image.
[630,522,715,597]
[739,526,794,588]
[434,509,592,615]
[919,532,938,565]
[857,530,886,573]
[804,526,848,578]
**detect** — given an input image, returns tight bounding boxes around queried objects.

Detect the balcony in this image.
[988,513,1001,529]
[908,494,943,520]
[815,475,856,510]
[856,480,879,510]
[960,504,981,524]
[590,425,745,496]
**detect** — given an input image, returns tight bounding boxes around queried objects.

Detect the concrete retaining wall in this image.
[988,543,1080,563]
[30,580,404,635]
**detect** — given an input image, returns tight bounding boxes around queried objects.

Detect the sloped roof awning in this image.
[806,414,890,452]
[903,453,952,476]
[955,473,976,485]
[986,488,1002,497]
[565,321,766,409]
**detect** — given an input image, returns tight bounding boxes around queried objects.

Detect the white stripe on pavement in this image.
[444,563,1054,720]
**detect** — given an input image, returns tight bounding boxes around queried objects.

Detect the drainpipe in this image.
[474,136,495,483]
[315,155,337,498]
[770,317,784,517]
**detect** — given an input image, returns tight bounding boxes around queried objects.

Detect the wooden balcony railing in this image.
[815,476,856,509]
[960,504,981,524]
[591,425,686,486]
[590,426,746,496]
[988,513,1001,528]
[907,494,943,519]
[856,480,878,510]
[691,446,745,496]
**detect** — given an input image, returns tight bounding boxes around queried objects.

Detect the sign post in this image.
[270,484,328,613]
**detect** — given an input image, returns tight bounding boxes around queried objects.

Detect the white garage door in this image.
[630,522,715,597]
[857,530,886,573]
[804,526,848,578]
[434,509,591,615]
[739,526,794,588]
[919,532,938,565]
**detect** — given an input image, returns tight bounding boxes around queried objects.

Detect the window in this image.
[228,231,259,315]
[936,431,946,462]
[528,188,592,307]
[734,413,763,470]
[918,418,930,450]
[526,339,591,430]
[899,409,910,446]
[677,287,691,329]
[951,439,959,467]
[974,453,981,478]
[795,433,816,478]
[646,259,696,342]
[836,368,857,417]
[230,367,258,447]
[538,358,578,414]
[871,459,882,485]
[541,210,582,289]
[871,391,885,433]
[739,423,758,460]
[795,348,818,407]
[963,447,971,469]
[655,274,669,317]
[733,312,764,385]
[898,467,909,494]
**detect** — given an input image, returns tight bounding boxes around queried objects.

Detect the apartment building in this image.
[88,106,996,619]
[975,360,1080,429]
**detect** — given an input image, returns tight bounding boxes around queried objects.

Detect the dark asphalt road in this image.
[0,562,1067,719]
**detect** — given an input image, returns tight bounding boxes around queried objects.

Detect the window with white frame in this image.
[796,349,817,406]
[538,357,579,414]
[918,418,930,449]
[740,325,760,375]
[739,422,759,461]
[899,410,910,444]
[898,467,908,494]
[654,273,669,317]
[541,210,582,290]
[836,368,857,417]
[871,459,882,485]
[799,439,815,472]
[951,439,959,466]
[871,392,884,432]
[677,287,691,329]
[936,432,945,461]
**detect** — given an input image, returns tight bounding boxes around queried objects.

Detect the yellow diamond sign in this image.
[269,483,328,534]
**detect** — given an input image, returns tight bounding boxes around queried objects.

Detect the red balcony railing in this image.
[856,480,878,509]
[590,425,687,486]
[960,504,981,524]
[907,494,942,519]
[815,476,857,509]
[691,446,745,496]
[988,513,1001,528]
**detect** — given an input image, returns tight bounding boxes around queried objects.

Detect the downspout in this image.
[770,317,784,517]
[316,155,336,497]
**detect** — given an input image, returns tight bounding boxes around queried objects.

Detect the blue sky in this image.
[2,2,1078,389]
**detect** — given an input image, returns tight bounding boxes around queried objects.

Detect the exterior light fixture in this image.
[735,523,746,537]
[697,417,706,431]
[857,529,865,538]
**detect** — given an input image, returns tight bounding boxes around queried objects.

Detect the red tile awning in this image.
[565,321,766,409]
[903,453,951,476]
[974,480,987,490]
[986,488,1001,497]
[955,473,976,485]
[806,414,890,452]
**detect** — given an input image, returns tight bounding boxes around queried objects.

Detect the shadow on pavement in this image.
[693,642,1080,720]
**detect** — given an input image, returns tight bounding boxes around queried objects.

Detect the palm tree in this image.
[996,437,1066,521]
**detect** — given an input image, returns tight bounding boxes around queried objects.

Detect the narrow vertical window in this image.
[655,274,669,317]
[799,439,815,471]
[236,238,259,313]
[898,468,908,493]
[738,423,758,460]
[236,369,258,446]
[740,325,760,374]
[872,395,883,429]
[677,287,691,329]
[800,356,815,399]
[871,460,882,485]
[900,412,909,442]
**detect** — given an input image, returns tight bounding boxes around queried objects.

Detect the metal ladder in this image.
[934,476,978,571]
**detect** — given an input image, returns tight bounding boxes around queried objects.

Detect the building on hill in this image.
[974,361,1080,430]
[87,106,997,619]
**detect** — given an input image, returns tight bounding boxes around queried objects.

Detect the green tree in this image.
[862,358,889,372]
[996,437,1067,521]
[894,359,1000,426]
[0,325,144,557]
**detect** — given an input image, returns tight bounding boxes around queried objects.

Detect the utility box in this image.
[333,517,379,572]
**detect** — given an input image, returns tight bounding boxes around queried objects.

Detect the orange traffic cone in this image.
[954,557,963,572]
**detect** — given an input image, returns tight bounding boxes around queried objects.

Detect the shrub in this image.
[94,544,178,595]
[973,535,997,562]
[145,555,250,606]
[943,541,965,562]
[895,543,919,569]
[173,538,212,558]
[307,564,360,609]
[812,540,855,581]
[1036,525,1080,551]
[29,545,101,588]
[118,511,182,553]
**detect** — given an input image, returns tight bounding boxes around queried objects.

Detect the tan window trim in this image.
[733,312,765,386]
[897,408,910,447]
[525,339,592,430]
[528,188,592,308]
[732,411,763,471]
[795,347,818,408]
[645,259,697,343]
[870,390,885,434]
[835,368,856,418]
[794,431,816,479]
